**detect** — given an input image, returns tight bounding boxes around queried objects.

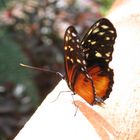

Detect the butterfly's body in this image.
[64,18,117,105]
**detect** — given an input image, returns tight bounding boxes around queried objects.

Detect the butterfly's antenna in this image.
[20,63,64,79]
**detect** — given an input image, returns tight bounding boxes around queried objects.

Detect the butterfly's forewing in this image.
[81,18,117,100]
[64,26,95,105]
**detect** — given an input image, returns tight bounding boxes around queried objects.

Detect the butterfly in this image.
[64,18,117,105]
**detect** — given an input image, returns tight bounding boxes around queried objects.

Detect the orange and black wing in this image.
[81,18,117,100]
[64,26,96,105]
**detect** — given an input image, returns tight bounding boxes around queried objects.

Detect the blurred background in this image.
[0,0,114,139]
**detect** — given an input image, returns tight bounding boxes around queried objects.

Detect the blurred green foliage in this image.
[0,0,6,8]
[97,0,114,14]
[0,35,39,104]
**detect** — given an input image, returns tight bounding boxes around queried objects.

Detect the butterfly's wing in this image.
[81,18,117,100]
[64,26,96,105]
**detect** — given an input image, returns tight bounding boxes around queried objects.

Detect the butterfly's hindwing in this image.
[81,18,117,100]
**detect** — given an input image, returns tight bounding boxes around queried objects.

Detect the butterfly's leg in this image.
[70,92,79,116]
[51,90,71,103]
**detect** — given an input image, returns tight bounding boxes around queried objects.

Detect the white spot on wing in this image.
[68,36,72,40]
[88,29,93,35]
[70,58,74,63]
[105,59,109,62]
[84,66,87,69]
[86,73,90,79]
[77,39,80,42]
[81,41,84,45]
[91,41,96,45]
[65,36,68,41]
[105,52,111,57]
[93,28,99,33]
[101,25,109,29]
[77,45,80,48]
[86,53,89,58]
[81,67,85,71]
[98,32,105,36]
[109,30,114,33]
[70,47,74,51]
[95,52,102,57]
[72,32,76,37]
[66,56,70,60]
[82,60,86,65]
[77,59,81,63]
[67,30,70,34]
[106,37,110,40]
[95,22,100,27]
[64,46,68,50]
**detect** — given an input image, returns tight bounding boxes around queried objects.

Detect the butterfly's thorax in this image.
[64,18,117,105]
